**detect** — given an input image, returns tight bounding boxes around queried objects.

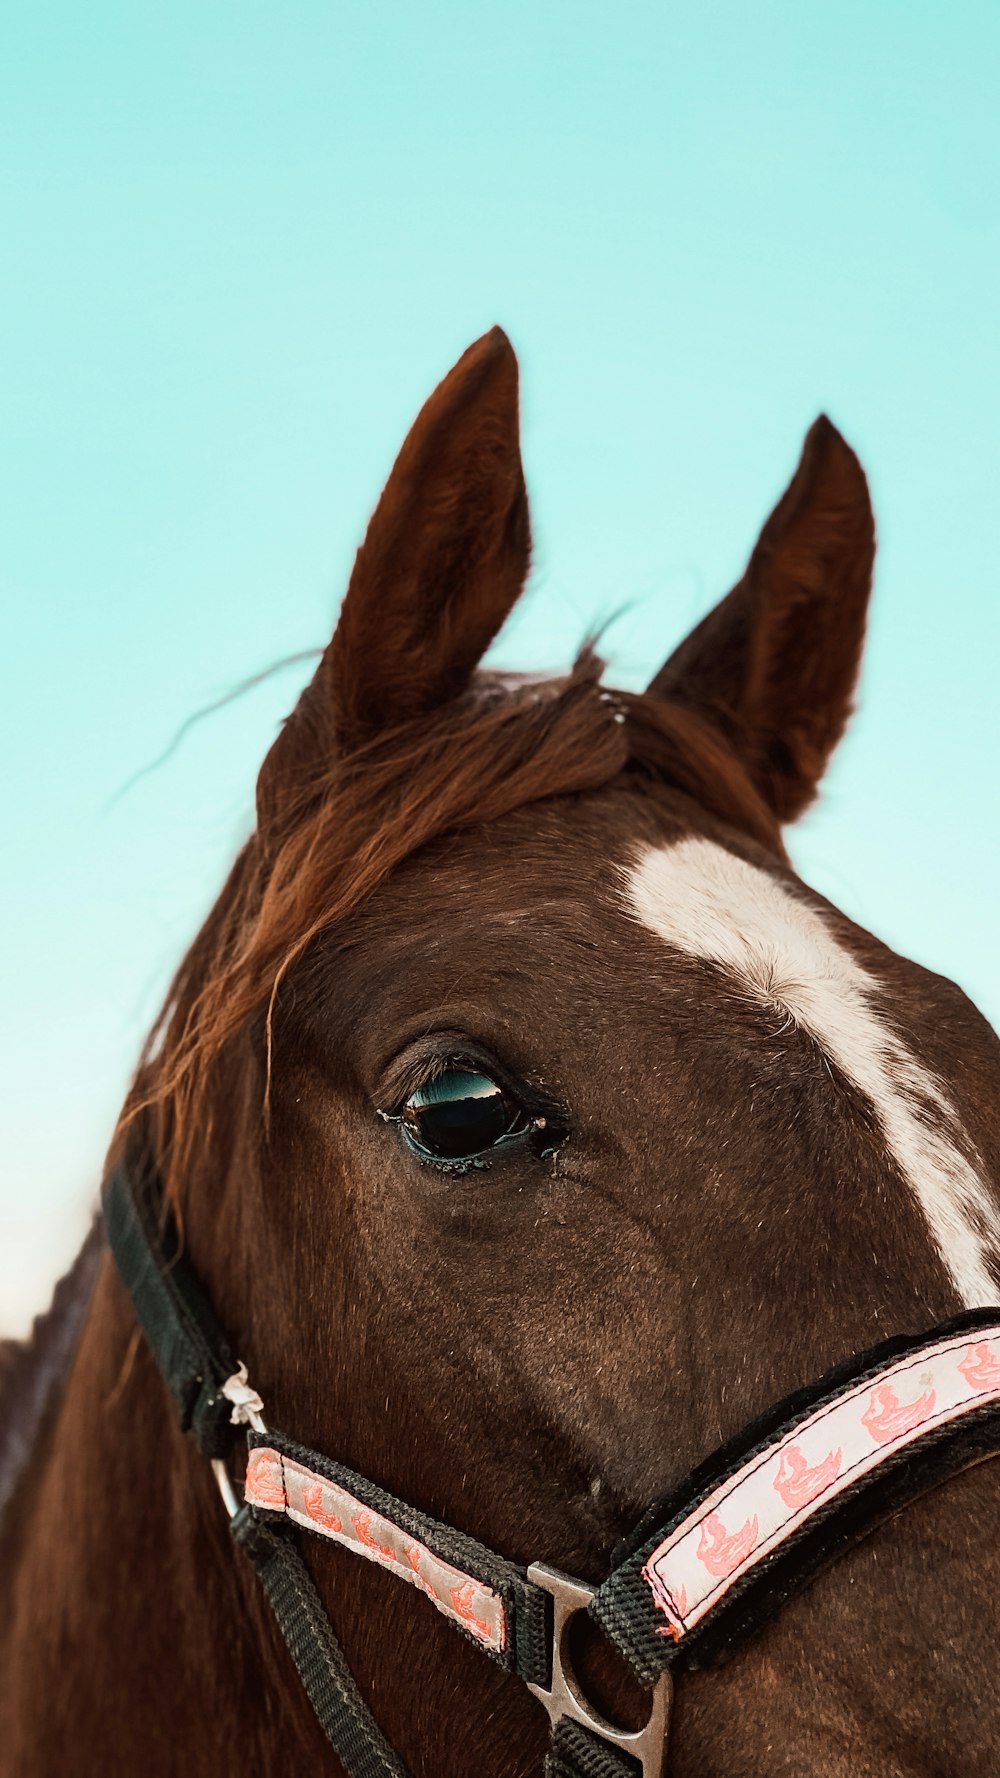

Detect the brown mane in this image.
[120,651,778,1199]
[0,1218,104,1524]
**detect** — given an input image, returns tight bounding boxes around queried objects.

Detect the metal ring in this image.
[525,1563,672,1778]
[212,1456,241,1520]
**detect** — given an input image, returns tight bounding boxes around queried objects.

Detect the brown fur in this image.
[650,414,876,821]
[3,331,999,1778]
[127,656,780,1208]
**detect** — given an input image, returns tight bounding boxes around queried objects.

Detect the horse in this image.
[2,327,999,1777]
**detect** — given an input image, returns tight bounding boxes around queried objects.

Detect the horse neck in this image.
[0,1216,104,1530]
[0,1068,340,1775]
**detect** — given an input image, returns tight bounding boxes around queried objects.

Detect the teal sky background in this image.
[3,3,998,1333]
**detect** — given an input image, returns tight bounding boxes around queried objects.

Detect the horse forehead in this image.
[621,835,1000,1312]
[622,835,863,998]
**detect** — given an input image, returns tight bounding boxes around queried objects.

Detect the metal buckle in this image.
[526,1564,672,1778]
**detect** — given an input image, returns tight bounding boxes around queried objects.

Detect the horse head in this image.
[5,328,999,1776]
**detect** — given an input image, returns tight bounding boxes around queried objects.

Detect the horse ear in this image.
[648,417,875,823]
[257,327,530,841]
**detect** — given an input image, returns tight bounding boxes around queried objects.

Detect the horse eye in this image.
[399,1068,530,1162]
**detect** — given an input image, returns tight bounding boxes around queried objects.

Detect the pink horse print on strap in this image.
[696,1511,759,1578]
[773,1443,842,1510]
[302,1482,342,1534]
[245,1446,506,1652]
[958,1342,1000,1392]
[861,1382,936,1444]
[642,1327,1000,1644]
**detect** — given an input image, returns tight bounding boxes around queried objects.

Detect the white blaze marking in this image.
[625,837,1000,1308]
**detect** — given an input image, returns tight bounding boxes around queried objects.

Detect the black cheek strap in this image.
[103,1157,240,1460]
[231,1510,414,1778]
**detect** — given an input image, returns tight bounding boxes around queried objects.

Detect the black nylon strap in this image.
[102,1159,238,1459]
[232,1510,414,1778]
[544,1719,640,1778]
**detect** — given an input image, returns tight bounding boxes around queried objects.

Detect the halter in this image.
[104,1157,1000,1778]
